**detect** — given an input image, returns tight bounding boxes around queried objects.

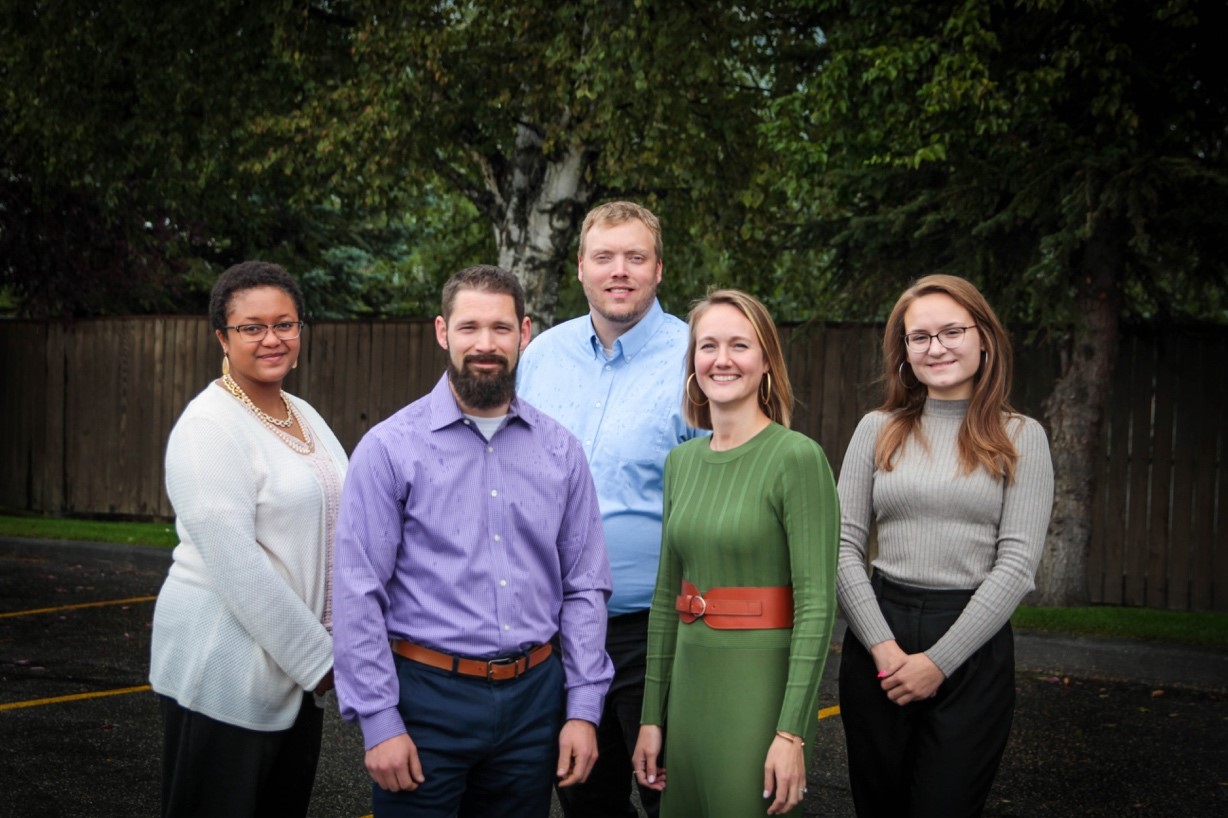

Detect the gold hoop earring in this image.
[222,353,230,377]
[759,372,772,405]
[685,372,708,407]
[898,361,919,389]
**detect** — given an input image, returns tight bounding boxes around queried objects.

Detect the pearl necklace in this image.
[221,374,315,454]
[223,373,294,427]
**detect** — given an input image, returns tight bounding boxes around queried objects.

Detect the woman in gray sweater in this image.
[836,274,1054,817]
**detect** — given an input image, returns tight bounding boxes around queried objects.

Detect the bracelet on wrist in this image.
[775,729,804,747]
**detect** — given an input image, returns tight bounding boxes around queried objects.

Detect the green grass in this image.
[2,513,1226,649]
[1012,605,1228,650]
[0,514,177,548]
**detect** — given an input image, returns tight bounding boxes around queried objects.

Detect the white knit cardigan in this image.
[150,383,348,731]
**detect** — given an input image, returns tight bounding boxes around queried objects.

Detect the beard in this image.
[447,353,517,411]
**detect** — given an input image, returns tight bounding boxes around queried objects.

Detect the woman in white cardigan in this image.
[150,261,348,818]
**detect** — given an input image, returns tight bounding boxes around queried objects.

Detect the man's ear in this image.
[435,315,448,350]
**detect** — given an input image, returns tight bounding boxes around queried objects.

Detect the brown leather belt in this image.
[391,640,552,682]
[675,580,794,630]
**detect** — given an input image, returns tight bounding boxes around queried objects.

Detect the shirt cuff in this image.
[565,683,606,725]
[359,707,409,752]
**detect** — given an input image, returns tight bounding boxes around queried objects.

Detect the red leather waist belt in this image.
[675,580,794,630]
[391,640,552,681]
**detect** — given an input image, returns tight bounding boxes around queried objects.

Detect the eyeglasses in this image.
[223,321,305,342]
[903,326,975,353]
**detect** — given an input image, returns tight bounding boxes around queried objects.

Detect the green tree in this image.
[260,0,827,325]
[773,0,1228,603]
[0,1,477,317]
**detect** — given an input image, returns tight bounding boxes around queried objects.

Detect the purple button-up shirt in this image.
[333,374,614,750]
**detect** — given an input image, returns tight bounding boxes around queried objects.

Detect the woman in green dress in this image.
[632,289,840,817]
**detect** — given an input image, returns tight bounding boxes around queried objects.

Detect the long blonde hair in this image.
[875,275,1020,482]
[682,289,793,430]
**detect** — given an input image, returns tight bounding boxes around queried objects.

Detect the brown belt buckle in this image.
[486,655,522,680]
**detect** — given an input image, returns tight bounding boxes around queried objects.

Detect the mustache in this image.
[463,354,508,368]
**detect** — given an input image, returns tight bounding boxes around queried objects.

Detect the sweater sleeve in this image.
[924,417,1055,675]
[835,413,897,649]
[775,436,840,738]
[640,451,682,727]
[164,412,333,692]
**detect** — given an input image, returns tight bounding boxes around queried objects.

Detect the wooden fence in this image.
[1,317,1224,610]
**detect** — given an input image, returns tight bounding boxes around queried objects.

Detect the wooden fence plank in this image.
[1096,333,1135,605]
[1147,331,1178,608]
[1122,335,1153,606]
[1211,332,1228,611]
[43,323,68,512]
[1188,333,1219,610]
[1166,333,1199,610]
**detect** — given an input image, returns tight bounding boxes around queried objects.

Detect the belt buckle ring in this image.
[486,655,520,680]
[687,594,707,617]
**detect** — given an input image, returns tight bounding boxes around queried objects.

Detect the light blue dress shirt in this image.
[518,300,705,615]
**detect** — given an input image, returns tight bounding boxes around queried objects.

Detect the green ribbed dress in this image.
[641,422,840,817]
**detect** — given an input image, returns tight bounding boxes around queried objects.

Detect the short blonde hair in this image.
[578,201,663,261]
[682,289,793,429]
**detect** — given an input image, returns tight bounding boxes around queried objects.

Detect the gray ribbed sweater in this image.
[835,398,1054,676]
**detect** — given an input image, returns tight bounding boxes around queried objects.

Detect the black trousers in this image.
[159,691,323,818]
[557,609,661,818]
[838,575,1016,818]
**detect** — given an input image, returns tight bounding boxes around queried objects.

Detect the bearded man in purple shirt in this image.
[333,264,615,818]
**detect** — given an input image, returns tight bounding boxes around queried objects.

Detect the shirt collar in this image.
[586,299,667,362]
[426,372,532,432]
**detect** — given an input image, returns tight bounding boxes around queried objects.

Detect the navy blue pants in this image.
[838,574,1016,818]
[373,652,565,818]
[556,609,661,818]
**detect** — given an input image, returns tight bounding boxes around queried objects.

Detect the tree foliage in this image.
[0,1,485,317]
[765,0,1228,604]
[769,0,1227,324]
[258,0,829,324]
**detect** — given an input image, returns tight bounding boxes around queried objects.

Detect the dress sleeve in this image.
[835,412,897,649]
[924,417,1055,675]
[641,450,682,727]
[775,436,840,738]
[164,413,332,692]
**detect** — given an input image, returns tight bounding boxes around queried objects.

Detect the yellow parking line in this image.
[0,684,152,712]
[818,705,840,720]
[0,595,157,619]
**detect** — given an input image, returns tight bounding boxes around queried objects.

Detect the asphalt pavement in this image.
[1,537,1225,817]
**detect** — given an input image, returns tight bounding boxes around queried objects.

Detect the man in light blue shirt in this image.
[518,201,703,818]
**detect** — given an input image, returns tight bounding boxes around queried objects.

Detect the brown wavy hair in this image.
[682,289,793,430]
[875,275,1020,482]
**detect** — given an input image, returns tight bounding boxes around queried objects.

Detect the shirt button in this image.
[503,624,510,632]
[493,534,501,542]
[463,419,470,425]
[604,365,611,371]
[595,401,602,408]
[491,489,498,497]
[499,579,507,587]
[487,446,494,453]
[584,439,592,446]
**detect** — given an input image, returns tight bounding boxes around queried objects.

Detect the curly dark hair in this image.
[208,261,306,331]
